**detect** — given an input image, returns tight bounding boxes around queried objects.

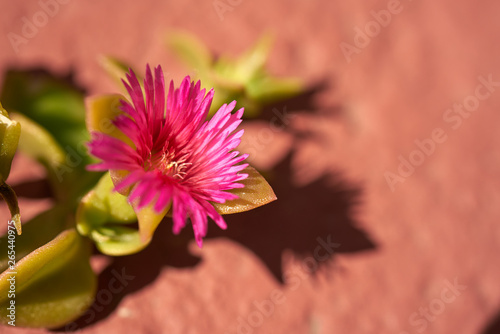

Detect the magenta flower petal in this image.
[88,65,248,246]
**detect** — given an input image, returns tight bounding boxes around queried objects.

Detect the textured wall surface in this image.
[1,0,500,333]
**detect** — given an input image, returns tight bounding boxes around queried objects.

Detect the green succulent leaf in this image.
[91,225,147,256]
[0,208,70,275]
[85,94,134,147]
[166,31,212,71]
[10,112,66,173]
[215,34,272,84]
[212,166,277,215]
[0,228,96,328]
[0,103,22,232]
[1,70,102,203]
[0,103,21,183]
[167,32,304,118]
[77,172,136,232]
[246,76,304,103]
[0,70,89,164]
[76,172,154,256]
[10,112,100,204]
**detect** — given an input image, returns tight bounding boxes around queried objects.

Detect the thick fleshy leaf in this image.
[107,170,170,244]
[10,112,65,172]
[0,229,82,302]
[132,200,170,244]
[10,112,100,203]
[91,225,147,256]
[212,166,277,215]
[166,31,212,71]
[0,229,96,328]
[3,70,102,203]
[77,172,136,231]
[167,32,304,118]
[0,69,90,165]
[0,208,68,273]
[0,103,22,233]
[0,103,21,183]
[77,172,144,256]
[85,94,133,147]
[214,34,272,83]
[79,171,169,254]
[246,76,304,104]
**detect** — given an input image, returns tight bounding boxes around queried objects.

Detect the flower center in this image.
[155,150,191,179]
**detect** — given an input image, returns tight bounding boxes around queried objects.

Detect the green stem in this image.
[0,182,21,235]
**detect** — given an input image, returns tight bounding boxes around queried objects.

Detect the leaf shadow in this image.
[49,72,374,330]
[57,152,375,331]
[256,78,336,119]
[12,179,53,199]
[207,154,376,282]
[481,309,500,334]
[210,75,375,281]
[54,222,200,332]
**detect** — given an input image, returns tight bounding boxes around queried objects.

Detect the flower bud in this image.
[0,103,20,182]
[0,102,21,234]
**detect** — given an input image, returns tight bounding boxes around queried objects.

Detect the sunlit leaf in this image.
[0,103,22,232]
[215,34,272,83]
[0,208,68,273]
[0,229,96,328]
[10,112,65,171]
[76,172,145,256]
[77,172,168,256]
[85,94,134,148]
[0,70,90,165]
[132,200,170,244]
[212,166,277,214]
[10,112,100,203]
[78,171,170,255]
[91,225,147,256]
[247,76,303,103]
[166,31,212,71]
[0,103,21,183]
[167,32,304,118]
[76,172,136,235]
[2,70,101,203]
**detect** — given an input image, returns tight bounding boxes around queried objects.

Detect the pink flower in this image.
[87,65,248,246]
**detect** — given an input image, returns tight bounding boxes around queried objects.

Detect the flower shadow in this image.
[207,154,376,282]
[12,179,53,199]
[481,309,500,334]
[58,153,375,331]
[256,78,336,119]
[207,76,376,281]
[42,69,374,330]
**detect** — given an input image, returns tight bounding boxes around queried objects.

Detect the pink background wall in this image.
[1,0,500,333]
